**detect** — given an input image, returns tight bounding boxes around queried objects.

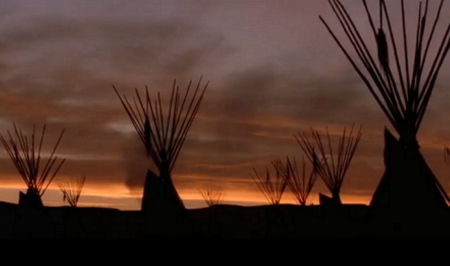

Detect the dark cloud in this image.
[119,133,148,194]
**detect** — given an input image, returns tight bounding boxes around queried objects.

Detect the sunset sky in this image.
[0,0,450,210]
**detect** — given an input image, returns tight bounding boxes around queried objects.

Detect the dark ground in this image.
[0,201,449,238]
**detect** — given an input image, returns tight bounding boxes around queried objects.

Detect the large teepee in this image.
[0,124,66,207]
[113,77,208,213]
[320,0,450,209]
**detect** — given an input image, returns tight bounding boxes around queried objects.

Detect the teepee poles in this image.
[295,124,362,204]
[251,160,289,205]
[273,156,319,206]
[0,124,66,200]
[113,77,208,176]
[198,187,224,206]
[58,175,86,207]
[320,0,450,147]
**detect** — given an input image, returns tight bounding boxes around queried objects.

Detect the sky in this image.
[0,0,450,210]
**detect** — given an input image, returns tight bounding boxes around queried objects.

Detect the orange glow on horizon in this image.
[0,179,372,210]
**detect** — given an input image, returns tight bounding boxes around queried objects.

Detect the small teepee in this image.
[280,156,319,206]
[295,125,362,206]
[251,159,289,205]
[0,124,66,207]
[320,0,450,209]
[198,187,224,206]
[58,175,86,207]
[113,77,208,213]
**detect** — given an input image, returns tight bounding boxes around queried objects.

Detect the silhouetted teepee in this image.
[198,187,224,206]
[272,156,319,206]
[0,124,66,207]
[58,175,86,207]
[113,77,208,213]
[251,160,289,205]
[320,0,450,209]
[295,125,362,206]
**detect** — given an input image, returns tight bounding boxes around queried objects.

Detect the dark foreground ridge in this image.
[1,201,450,238]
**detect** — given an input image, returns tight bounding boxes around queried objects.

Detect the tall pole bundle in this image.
[0,124,66,207]
[320,0,450,148]
[320,0,450,208]
[295,124,362,206]
[113,77,208,212]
